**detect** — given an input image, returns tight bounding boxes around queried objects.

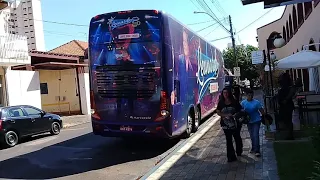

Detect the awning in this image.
[276,50,320,69]
[34,62,87,70]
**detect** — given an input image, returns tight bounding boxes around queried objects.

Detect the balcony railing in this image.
[0,33,30,65]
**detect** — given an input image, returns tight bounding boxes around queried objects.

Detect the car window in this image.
[7,108,25,118]
[24,107,41,116]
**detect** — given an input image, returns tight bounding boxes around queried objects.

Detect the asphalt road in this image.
[0,123,182,180]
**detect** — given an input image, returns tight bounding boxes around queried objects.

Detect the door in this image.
[6,107,32,136]
[23,106,50,132]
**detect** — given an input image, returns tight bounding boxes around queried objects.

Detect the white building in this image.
[0,0,45,51]
[0,32,41,108]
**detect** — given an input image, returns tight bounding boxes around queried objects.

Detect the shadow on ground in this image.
[0,132,180,179]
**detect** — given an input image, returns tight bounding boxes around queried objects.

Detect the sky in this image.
[41,0,285,52]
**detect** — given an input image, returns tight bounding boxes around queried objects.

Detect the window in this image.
[7,108,25,118]
[24,107,41,116]
[40,83,48,94]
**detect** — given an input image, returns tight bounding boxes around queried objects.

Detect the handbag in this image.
[234,110,250,124]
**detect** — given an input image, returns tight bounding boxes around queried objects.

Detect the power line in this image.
[203,24,220,36]
[236,8,274,34]
[210,0,227,18]
[187,20,215,25]
[11,15,88,27]
[189,0,202,10]
[11,26,87,38]
[196,0,230,33]
[196,23,217,32]
[187,17,227,25]
[209,35,230,42]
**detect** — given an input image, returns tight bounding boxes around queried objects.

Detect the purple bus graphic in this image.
[88,10,225,138]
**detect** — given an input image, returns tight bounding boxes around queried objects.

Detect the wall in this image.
[39,69,81,114]
[257,2,320,59]
[6,69,41,109]
[78,67,90,115]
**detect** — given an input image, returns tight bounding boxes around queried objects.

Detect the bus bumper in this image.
[91,120,172,138]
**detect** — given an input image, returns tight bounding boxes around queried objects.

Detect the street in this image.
[0,123,183,180]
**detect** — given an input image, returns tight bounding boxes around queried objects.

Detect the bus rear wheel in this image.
[183,114,193,138]
[192,107,201,133]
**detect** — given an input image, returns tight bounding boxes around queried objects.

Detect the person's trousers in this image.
[223,127,243,160]
[247,121,261,153]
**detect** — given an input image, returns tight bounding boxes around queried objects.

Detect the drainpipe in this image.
[3,66,9,106]
[76,67,83,114]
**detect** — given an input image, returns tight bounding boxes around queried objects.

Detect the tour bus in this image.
[88,10,225,138]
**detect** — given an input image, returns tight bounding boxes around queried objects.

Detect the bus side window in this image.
[174,80,180,103]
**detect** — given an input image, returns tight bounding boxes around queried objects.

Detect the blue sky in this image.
[41,0,285,51]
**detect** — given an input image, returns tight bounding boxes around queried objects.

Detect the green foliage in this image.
[309,127,320,180]
[222,44,260,81]
[308,161,320,180]
[312,127,320,155]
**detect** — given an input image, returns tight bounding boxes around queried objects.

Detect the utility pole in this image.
[229,15,238,84]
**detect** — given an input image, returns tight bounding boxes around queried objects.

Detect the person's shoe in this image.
[228,158,237,162]
[255,152,261,157]
[228,157,237,162]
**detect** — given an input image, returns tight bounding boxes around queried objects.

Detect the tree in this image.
[223,44,260,82]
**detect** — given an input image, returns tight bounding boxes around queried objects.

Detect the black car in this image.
[0,105,62,147]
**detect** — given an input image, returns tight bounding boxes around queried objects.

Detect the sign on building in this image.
[233,67,241,77]
[251,50,264,64]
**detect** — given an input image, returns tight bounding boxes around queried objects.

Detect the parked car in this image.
[0,105,62,147]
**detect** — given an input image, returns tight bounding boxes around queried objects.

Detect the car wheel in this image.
[4,131,19,147]
[50,122,61,135]
[192,107,201,133]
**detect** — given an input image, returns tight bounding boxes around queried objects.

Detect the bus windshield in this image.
[89,10,162,67]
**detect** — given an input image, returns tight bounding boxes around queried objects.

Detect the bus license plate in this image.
[120,126,133,132]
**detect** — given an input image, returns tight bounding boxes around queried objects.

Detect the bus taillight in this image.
[155,90,169,121]
[90,90,101,120]
[160,90,167,110]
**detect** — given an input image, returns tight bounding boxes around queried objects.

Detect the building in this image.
[0,0,45,51]
[257,1,320,91]
[12,40,90,115]
[0,32,42,108]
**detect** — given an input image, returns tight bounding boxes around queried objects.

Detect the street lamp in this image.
[265,32,285,130]
[266,33,285,96]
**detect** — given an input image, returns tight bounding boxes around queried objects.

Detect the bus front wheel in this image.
[192,107,200,133]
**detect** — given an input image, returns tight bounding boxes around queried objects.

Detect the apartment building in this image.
[0,0,45,51]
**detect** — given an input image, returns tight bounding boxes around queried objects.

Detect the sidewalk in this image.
[61,115,90,128]
[159,123,279,180]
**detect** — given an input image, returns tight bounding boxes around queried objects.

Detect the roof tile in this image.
[49,40,88,56]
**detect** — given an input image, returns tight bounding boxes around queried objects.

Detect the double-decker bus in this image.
[88,10,225,138]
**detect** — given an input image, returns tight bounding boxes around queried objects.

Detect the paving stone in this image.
[158,91,280,180]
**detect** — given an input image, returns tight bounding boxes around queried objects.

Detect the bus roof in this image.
[90,9,223,53]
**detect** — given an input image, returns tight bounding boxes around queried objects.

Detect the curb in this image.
[63,122,91,129]
[140,115,221,180]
